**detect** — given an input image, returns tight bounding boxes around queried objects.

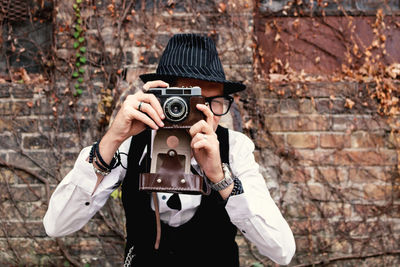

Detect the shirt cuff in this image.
[225,191,254,221]
[68,146,98,195]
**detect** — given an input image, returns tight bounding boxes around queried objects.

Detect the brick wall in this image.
[0,0,399,266]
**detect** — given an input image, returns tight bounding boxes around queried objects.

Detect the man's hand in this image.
[189,104,224,184]
[99,80,168,166]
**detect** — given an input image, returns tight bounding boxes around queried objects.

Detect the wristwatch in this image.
[210,163,234,191]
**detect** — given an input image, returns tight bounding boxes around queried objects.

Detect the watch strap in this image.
[210,163,234,191]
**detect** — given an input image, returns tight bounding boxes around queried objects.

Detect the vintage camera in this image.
[139,87,209,195]
[146,86,205,128]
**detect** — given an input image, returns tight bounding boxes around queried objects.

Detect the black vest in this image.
[121,126,239,267]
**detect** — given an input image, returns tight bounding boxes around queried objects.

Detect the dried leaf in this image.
[345,98,355,109]
[218,3,227,13]
[244,119,253,129]
[274,33,281,42]
[20,68,31,83]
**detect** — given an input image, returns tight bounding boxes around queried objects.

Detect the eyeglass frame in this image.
[204,95,234,116]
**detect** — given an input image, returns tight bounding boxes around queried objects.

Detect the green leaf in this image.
[77,18,82,24]
[78,37,85,43]
[73,4,78,10]
[76,0,82,4]
[72,72,79,78]
[18,79,24,84]
[76,88,83,95]
[73,31,80,39]
[76,62,81,67]
[83,263,90,267]
[63,261,71,267]
[79,46,87,53]
[79,67,85,74]
[73,42,79,49]
[251,262,263,267]
[77,77,84,83]
[76,52,81,58]
[79,56,87,64]
[75,25,82,32]
[76,12,81,18]
[110,189,119,200]
[74,83,80,89]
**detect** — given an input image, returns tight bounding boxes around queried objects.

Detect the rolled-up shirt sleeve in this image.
[226,130,296,265]
[43,138,131,237]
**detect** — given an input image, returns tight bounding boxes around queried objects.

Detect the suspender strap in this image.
[127,129,151,170]
[216,125,229,164]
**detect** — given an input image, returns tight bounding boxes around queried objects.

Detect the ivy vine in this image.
[72,0,87,96]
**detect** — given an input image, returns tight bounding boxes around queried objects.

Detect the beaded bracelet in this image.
[94,141,120,170]
[89,141,121,176]
[230,177,244,196]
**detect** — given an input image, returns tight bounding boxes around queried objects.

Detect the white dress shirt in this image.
[43,129,295,265]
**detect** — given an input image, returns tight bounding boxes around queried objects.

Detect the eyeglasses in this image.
[204,95,234,116]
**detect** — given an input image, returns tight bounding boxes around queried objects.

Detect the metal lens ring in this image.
[163,96,188,122]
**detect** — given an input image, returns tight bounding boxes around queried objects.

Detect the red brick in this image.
[320,202,352,218]
[364,184,400,201]
[294,150,333,166]
[0,168,16,183]
[254,131,284,149]
[306,183,333,201]
[333,150,397,166]
[348,167,392,183]
[281,167,312,183]
[351,131,386,148]
[320,133,351,148]
[314,167,347,183]
[291,219,328,235]
[265,115,330,132]
[332,116,390,131]
[287,134,318,149]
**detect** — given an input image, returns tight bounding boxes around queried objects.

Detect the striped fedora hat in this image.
[139,33,246,94]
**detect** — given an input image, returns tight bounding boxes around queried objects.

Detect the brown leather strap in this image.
[152,192,161,250]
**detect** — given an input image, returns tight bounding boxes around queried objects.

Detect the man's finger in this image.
[135,101,164,127]
[143,80,169,91]
[138,93,165,120]
[196,104,214,125]
[125,105,159,130]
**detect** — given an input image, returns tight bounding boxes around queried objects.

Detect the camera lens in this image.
[163,96,188,122]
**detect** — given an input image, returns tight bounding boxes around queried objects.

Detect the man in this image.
[43,33,295,266]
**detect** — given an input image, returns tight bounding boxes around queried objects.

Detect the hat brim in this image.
[139,73,246,95]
